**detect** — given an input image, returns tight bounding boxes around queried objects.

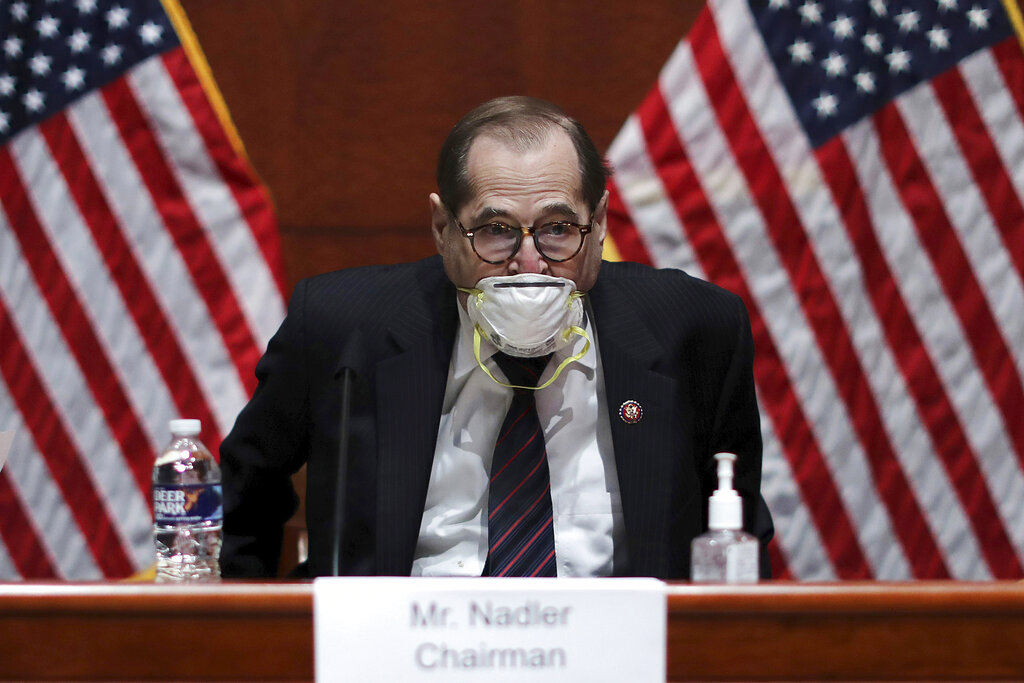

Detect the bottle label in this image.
[725,541,759,583]
[153,484,223,525]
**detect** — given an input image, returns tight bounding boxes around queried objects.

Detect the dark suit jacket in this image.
[221,256,773,578]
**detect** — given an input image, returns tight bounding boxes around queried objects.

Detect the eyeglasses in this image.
[449,211,594,264]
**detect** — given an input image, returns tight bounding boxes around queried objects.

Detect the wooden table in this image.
[2,581,1023,681]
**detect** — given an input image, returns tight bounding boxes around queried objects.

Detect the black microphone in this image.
[332,331,366,576]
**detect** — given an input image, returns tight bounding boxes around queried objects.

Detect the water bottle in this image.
[153,419,222,581]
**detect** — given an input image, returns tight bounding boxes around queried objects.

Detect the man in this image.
[221,96,773,578]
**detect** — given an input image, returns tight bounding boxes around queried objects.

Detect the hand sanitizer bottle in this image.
[691,452,759,583]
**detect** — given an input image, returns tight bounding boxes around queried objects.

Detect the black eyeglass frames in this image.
[448,211,594,264]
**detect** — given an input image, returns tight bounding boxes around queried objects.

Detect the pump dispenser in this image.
[690,452,759,583]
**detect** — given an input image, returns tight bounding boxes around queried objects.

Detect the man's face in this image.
[431,129,607,294]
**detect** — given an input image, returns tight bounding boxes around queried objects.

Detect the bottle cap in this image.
[169,419,201,437]
[708,452,743,530]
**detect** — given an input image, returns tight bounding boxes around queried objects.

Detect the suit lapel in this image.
[590,275,690,577]
[374,268,458,574]
[368,261,692,576]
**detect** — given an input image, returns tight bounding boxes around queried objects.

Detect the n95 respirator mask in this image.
[459,274,584,358]
[458,274,591,389]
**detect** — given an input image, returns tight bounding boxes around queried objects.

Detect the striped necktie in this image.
[485,352,557,577]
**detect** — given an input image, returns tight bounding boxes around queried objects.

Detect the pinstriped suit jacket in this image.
[221,255,773,578]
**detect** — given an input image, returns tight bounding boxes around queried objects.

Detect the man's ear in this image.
[593,190,609,244]
[429,193,449,253]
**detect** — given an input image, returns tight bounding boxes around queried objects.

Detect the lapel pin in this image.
[619,399,643,424]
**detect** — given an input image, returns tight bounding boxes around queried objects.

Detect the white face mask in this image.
[458,274,591,390]
[459,274,584,358]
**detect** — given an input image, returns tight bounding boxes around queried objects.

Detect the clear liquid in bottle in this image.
[153,419,222,582]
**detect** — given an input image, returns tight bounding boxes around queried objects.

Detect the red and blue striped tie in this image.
[485,352,557,577]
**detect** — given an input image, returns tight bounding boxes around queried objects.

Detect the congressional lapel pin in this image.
[619,399,643,424]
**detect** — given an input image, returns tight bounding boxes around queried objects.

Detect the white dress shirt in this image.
[411,301,625,576]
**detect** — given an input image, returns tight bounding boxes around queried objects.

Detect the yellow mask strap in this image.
[472,325,591,391]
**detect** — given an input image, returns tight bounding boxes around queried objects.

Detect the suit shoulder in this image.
[598,260,745,311]
[290,255,446,309]
[283,255,449,328]
[298,256,444,298]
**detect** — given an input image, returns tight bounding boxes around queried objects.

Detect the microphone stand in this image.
[331,330,366,576]
[332,366,355,577]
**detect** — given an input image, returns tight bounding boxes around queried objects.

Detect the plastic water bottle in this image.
[690,452,759,583]
[153,419,222,582]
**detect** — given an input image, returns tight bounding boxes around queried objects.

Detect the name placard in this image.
[314,577,666,682]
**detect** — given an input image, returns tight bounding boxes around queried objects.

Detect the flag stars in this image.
[29,53,53,77]
[966,4,990,29]
[895,9,921,33]
[927,25,951,50]
[101,43,123,65]
[36,14,61,39]
[886,47,912,73]
[830,15,856,40]
[0,110,9,133]
[77,0,98,13]
[768,0,790,9]
[10,2,29,22]
[0,74,14,97]
[68,29,91,53]
[862,31,884,54]
[821,51,848,77]
[62,66,86,91]
[107,5,130,29]
[854,70,877,93]
[789,38,814,64]
[4,37,23,59]
[139,21,164,45]
[798,1,823,24]
[23,88,45,113]
[812,91,838,118]
[870,0,888,17]
[936,0,957,10]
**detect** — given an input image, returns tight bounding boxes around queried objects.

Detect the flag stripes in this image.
[66,90,248,439]
[758,429,824,580]
[0,0,285,579]
[43,111,220,454]
[623,81,879,578]
[697,9,953,578]
[993,39,1024,117]
[933,70,1024,286]
[0,294,135,577]
[607,0,1024,579]
[0,143,158,496]
[844,114,1024,563]
[644,43,896,578]
[0,400,60,579]
[160,50,287,344]
[0,182,156,574]
[102,73,260,414]
[815,134,1004,579]
[878,102,1024,462]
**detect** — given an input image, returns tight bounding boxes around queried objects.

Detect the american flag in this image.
[608,0,1024,579]
[0,0,285,579]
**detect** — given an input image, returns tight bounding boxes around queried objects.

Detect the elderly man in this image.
[221,96,773,579]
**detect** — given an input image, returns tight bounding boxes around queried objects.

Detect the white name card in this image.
[314,577,666,682]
